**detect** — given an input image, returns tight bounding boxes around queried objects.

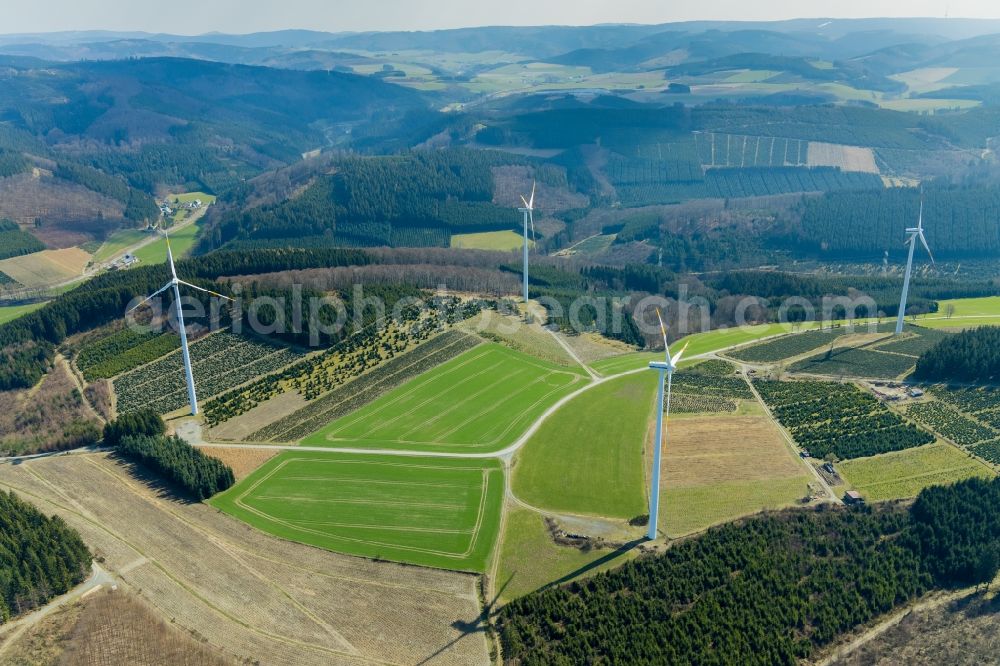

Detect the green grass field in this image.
[590,323,809,375]
[495,507,637,603]
[511,372,652,520]
[662,477,811,537]
[302,343,588,454]
[567,234,616,255]
[0,301,45,325]
[907,296,1000,329]
[915,317,1000,330]
[838,443,994,501]
[211,451,504,572]
[927,296,1000,317]
[92,229,148,263]
[169,191,217,205]
[450,230,528,251]
[133,220,201,265]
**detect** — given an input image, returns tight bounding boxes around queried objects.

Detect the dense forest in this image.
[0,490,91,622]
[117,434,234,500]
[0,57,425,195]
[0,219,45,260]
[498,476,1000,664]
[102,408,166,447]
[914,326,1000,382]
[581,265,996,328]
[798,186,1000,258]
[208,150,528,249]
[53,161,159,223]
[0,148,29,178]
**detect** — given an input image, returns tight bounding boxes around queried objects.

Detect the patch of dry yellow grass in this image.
[664,415,805,487]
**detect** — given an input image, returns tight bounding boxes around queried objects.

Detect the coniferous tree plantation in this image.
[210,150,529,249]
[498,477,1000,665]
[799,186,1000,257]
[116,434,235,500]
[914,326,1000,382]
[0,219,45,260]
[0,490,91,622]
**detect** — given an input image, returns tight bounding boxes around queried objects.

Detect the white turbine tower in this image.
[127,232,231,416]
[646,309,688,541]
[895,193,934,335]
[518,181,536,311]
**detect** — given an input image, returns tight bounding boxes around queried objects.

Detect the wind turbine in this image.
[895,193,934,335]
[126,232,231,416]
[518,181,536,310]
[646,309,688,541]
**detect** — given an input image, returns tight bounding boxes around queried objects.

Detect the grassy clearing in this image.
[567,234,616,255]
[168,191,217,206]
[303,343,587,454]
[458,312,575,366]
[212,451,504,572]
[924,296,1000,318]
[512,372,652,520]
[837,443,994,501]
[590,323,804,375]
[0,300,45,325]
[133,220,201,264]
[92,229,148,263]
[495,506,637,603]
[660,414,812,537]
[662,477,812,536]
[0,248,90,287]
[450,230,527,251]
[915,317,1000,330]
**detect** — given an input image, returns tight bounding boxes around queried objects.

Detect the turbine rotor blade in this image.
[918,231,935,264]
[528,209,535,242]
[655,308,670,359]
[126,282,172,314]
[164,230,178,279]
[670,341,690,368]
[176,280,233,300]
[529,180,536,209]
[519,194,530,209]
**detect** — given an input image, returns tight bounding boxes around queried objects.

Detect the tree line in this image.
[914,325,1000,382]
[0,247,374,390]
[104,410,233,500]
[0,490,91,623]
[498,475,1000,664]
[0,218,45,261]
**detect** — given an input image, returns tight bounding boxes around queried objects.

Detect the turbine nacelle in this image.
[518,180,537,241]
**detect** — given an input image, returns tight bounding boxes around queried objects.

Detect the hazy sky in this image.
[4,0,999,35]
